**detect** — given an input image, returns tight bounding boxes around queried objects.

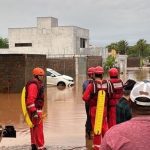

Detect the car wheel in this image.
[57,82,66,90]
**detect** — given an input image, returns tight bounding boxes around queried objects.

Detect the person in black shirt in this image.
[116,79,136,124]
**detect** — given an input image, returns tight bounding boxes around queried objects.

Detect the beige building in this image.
[8,17,89,56]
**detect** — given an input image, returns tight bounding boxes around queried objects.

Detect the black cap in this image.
[123,79,136,91]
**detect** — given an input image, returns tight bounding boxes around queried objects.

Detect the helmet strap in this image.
[110,76,118,79]
[34,75,40,81]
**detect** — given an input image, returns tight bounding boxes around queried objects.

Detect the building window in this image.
[15,43,32,47]
[80,38,86,48]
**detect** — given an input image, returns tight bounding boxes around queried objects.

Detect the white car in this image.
[46,68,74,87]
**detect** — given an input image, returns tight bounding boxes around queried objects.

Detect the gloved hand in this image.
[31,111,39,126]
[32,111,38,118]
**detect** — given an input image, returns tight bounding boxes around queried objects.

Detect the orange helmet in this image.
[32,67,45,76]
[94,66,104,74]
[109,68,118,77]
[87,67,95,75]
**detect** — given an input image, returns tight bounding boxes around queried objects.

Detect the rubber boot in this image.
[86,129,91,139]
[31,144,37,150]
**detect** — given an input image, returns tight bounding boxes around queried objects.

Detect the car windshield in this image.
[51,70,61,76]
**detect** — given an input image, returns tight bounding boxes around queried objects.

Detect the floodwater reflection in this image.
[0,68,150,149]
[126,67,150,81]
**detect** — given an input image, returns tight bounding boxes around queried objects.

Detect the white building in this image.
[8,17,89,57]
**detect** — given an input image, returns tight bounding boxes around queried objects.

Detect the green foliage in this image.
[148,56,150,62]
[103,55,117,71]
[106,43,118,52]
[106,39,150,59]
[106,40,128,54]
[117,40,128,54]
[135,39,148,57]
[127,46,138,56]
[0,37,9,48]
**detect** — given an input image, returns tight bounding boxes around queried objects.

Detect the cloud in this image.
[0,0,150,46]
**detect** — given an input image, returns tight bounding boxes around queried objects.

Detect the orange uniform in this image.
[83,79,109,150]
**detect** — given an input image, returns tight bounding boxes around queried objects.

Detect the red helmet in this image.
[87,67,95,75]
[94,66,104,74]
[108,68,118,77]
[32,67,45,76]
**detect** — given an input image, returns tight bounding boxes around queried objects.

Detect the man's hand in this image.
[32,111,39,126]
[32,111,38,118]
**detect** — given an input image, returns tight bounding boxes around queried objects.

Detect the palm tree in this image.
[136,39,148,66]
[117,40,128,55]
[136,39,147,58]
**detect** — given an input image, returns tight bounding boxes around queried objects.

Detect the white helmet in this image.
[130,81,150,106]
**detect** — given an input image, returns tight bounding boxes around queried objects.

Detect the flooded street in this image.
[0,68,150,149]
[0,75,87,150]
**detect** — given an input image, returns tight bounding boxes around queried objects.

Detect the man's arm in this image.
[26,83,38,113]
[82,80,89,94]
[82,83,92,102]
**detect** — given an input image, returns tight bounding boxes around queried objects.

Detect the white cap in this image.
[130,81,150,106]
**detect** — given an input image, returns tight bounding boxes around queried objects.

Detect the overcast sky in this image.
[0,0,150,46]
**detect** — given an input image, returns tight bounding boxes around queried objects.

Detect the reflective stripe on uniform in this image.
[37,110,42,112]
[93,144,100,148]
[113,82,123,88]
[27,104,35,108]
[38,146,44,150]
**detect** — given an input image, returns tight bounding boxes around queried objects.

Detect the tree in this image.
[106,43,118,53]
[107,41,129,54]
[136,39,148,58]
[127,45,138,56]
[117,40,128,54]
[135,39,148,66]
[106,39,150,59]
[0,37,9,48]
[103,55,117,71]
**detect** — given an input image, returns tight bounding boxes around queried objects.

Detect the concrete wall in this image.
[87,56,102,68]
[47,57,75,78]
[75,27,89,54]
[127,57,140,67]
[8,17,89,56]
[46,56,102,77]
[76,56,102,75]
[25,55,46,84]
[0,54,46,93]
[50,27,74,55]
[117,55,127,74]
[37,17,58,29]
[79,47,108,57]
[0,54,25,93]
[0,54,101,93]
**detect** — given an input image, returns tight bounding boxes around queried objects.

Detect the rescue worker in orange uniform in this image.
[107,68,123,128]
[82,67,95,139]
[82,66,109,150]
[25,67,46,150]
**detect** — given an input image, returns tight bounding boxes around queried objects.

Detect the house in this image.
[8,17,89,57]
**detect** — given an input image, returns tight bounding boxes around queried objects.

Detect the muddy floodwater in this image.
[0,68,150,150]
